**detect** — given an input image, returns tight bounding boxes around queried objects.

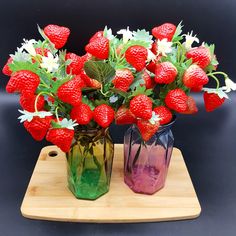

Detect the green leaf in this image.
[50,77,71,94]
[129,86,153,98]
[110,88,128,98]
[84,61,115,84]
[172,21,184,42]
[9,61,40,74]
[82,96,96,110]
[132,29,153,48]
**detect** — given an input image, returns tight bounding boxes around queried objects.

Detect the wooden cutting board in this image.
[21,144,201,223]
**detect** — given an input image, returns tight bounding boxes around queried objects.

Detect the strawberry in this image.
[153,106,173,125]
[35,48,49,56]
[19,94,45,112]
[137,119,160,142]
[152,23,176,41]
[81,53,93,62]
[24,116,52,141]
[2,57,13,76]
[65,52,84,75]
[146,60,157,74]
[203,92,225,112]
[130,94,153,120]
[155,62,177,84]
[46,128,74,152]
[32,48,50,63]
[140,70,155,89]
[112,68,134,92]
[80,70,101,88]
[186,46,211,69]
[89,30,103,42]
[57,78,82,106]
[165,88,188,112]
[85,36,109,60]
[93,104,115,128]
[151,42,158,54]
[115,105,136,125]
[181,96,198,114]
[6,70,40,95]
[70,103,93,125]
[183,65,209,90]
[73,75,86,88]
[44,24,70,49]
[125,46,148,71]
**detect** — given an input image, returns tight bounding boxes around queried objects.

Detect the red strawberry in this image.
[153,106,173,125]
[165,89,188,112]
[81,53,93,62]
[44,24,70,49]
[115,105,136,125]
[70,103,93,125]
[181,96,198,114]
[46,128,74,152]
[73,75,86,88]
[191,85,203,92]
[24,116,52,141]
[186,46,211,69]
[183,65,209,90]
[89,30,103,42]
[20,94,45,112]
[57,78,82,106]
[137,119,160,142]
[140,70,155,89]
[112,68,134,92]
[85,36,109,60]
[151,42,158,54]
[125,46,148,71]
[80,70,101,88]
[2,57,13,76]
[35,48,49,56]
[155,62,177,84]
[93,104,115,128]
[203,92,225,112]
[146,60,156,74]
[6,70,40,95]
[130,95,153,120]
[65,53,84,75]
[152,23,176,41]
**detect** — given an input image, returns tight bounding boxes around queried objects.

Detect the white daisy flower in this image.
[117,27,133,43]
[157,38,172,57]
[149,111,161,125]
[21,39,37,56]
[146,49,156,63]
[40,52,59,73]
[222,78,236,93]
[182,31,199,50]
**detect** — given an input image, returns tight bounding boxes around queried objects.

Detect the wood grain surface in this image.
[21,144,201,223]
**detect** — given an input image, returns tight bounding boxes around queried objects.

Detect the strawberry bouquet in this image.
[2,22,234,198]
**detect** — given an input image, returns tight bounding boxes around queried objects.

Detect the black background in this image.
[0,0,236,236]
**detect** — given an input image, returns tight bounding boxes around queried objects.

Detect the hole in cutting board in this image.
[48,151,58,157]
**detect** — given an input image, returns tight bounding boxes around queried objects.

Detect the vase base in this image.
[21,144,201,223]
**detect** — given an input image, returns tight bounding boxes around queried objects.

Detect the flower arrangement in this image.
[2,22,235,152]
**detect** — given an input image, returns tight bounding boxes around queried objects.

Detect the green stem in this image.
[55,106,60,122]
[207,71,229,79]
[208,74,220,89]
[34,91,53,112]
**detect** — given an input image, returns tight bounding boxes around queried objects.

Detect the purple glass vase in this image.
[124,118,175,195]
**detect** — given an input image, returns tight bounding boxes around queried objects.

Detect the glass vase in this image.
[124,119,175,195]
[66,128,114,200]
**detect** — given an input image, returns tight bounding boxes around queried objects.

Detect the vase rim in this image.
[159,115,176,129]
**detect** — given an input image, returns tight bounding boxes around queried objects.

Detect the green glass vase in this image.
[66,128,114,200]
